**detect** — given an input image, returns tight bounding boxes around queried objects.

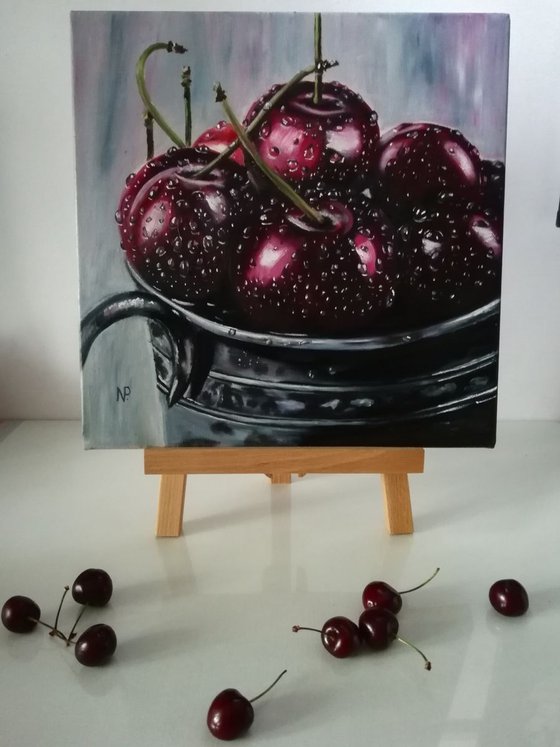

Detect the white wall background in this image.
[1,0,559,421]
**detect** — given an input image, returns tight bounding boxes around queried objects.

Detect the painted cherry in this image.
[231,193,398,334]
[193,121,245,166]
[372,122,482,217]
[74,623,117,666]
[207,670,287,741]
[72,568,113,607]
[398,202,502,319]
[359,608,431,669]
[116,145,251,303]
[292,616,362,658]
[362,568,440,614]
[1,596,41,633]
[489,579,529,617]
[244,80,379,189]
[480,159,505,221]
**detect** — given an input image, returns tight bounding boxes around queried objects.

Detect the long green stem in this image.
[181,66,192,146]
[66,605,87,647]
[313,14,323,105]
[400,568,440,595]
[215,84,326,226]
[135,41,187,149]
[50,586,69,637]
[194,59,338,179]
[29,617,68,641]
[397,637,432,670]
[249,670,287,703]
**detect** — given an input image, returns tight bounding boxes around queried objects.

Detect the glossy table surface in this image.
[0,420,559,746]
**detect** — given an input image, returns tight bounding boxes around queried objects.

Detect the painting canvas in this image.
[72,11,510,448]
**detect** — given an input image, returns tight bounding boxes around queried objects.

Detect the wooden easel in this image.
[144,447,424,537]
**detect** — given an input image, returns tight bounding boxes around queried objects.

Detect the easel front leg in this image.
[156,474,187,537]
[381,473,414,535]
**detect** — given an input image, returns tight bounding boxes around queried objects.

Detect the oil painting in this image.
[73,11,510,447]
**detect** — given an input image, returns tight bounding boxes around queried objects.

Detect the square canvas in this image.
[73,11,509,448]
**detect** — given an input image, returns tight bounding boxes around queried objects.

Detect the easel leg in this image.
[156,474,187,537]
[268,474,292,484]
[381,473,414,535]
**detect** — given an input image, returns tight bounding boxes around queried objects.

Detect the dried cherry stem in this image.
[249,670,288,703]
[181,66,192,146]
[313,13,323,105]
[144,111,155,159]
[194,59,338,178]
[397,636,432,670]
[215,83,326,226]
[135,41,188,149]
[49,586,69,637]
[29,617,68,641]
[65,605,87,647]
[292,625,321,634]
[399,568,440,595]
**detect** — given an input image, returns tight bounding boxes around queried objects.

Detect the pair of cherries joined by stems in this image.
[293,567,440,668]
[1,569,116,666]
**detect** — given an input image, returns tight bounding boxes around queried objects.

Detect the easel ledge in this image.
[144,447,424,538]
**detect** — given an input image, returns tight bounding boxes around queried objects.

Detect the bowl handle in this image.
[80,291,208,406]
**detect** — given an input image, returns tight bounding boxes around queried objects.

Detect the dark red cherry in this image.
[398,202,502,319]
[244,80,379,190]
[74,623,117,666]
[372,122,482,217]
[1,596,41,633]
[358,608,399,651]
[207,670,286,741]
[72,568,113,607]
[489,579,529,617]
[116,145,251,303]
[362,568,440,614]
[231,193,398,334]
[480,159,505,223]
[292,616,362,658]
[193,121,245,166]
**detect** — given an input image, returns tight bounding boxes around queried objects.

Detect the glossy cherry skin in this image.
[244,81,379,189]
[72,568,113,607]
[321,616,362,658]
[362,582,402,614]
[489,579,529,617]
[1,596,41,633]
[74,624,117,666]
[116,145,251,303]
[372,122,482,217]
[358,608,399,651]
[398,201,502,320]
[480,159,505,225]
[193,121,245,166]
[231,194,398,334]
[207,688,254,741]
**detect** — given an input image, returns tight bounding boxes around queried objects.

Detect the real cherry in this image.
[292,616,362,658]
[362,567,440,614]
[489,579,529,617]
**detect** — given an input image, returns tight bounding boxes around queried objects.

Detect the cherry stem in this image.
[65,605,87,647]
[215,84,326,226]
[399,567,440,596]
[249,669,288,703]
[135,41,187,149]
[397,636,432,670]
[194,59,338,179]
[181,66,192,147]
[144,111,155,159]
[313,14,323,105]
[292,625,321,634]
[29,617,68,641]
[50,586,69,637]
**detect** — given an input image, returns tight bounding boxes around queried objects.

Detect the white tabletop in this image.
[0,420,559,747]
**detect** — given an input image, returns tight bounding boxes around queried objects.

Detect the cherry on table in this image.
[207,670,287,741]
[1,596,41,633]
[72,568,113,607]
[489,579,529,617]
[292,616,362,658]
[362,567,440,614]
[359,608,431,670]
[74,623,117,666]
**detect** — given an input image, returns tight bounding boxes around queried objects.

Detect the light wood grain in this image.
[156,474,187,537]
[269,473,292,484]
[145,447,424,475]
[381,473,414,535]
